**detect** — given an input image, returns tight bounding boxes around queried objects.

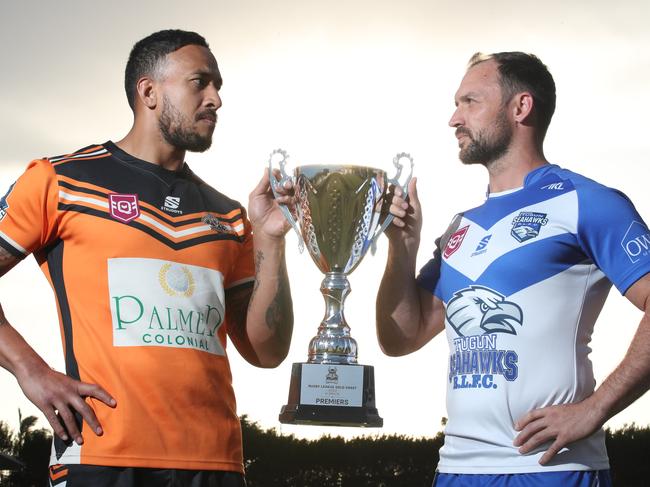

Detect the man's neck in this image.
[115,127,186,172]
[486,144,548,193]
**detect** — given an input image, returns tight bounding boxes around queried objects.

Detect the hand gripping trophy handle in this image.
[370,152,414,254]
[268,149,305,253]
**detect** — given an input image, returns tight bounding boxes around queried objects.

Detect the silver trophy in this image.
[270,149,413,427]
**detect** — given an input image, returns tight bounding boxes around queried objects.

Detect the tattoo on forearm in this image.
[265,262,293,332]
[227,287,252,341]
[248,250,264,312]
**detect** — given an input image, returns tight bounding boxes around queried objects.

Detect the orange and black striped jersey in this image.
[0,141,254,471]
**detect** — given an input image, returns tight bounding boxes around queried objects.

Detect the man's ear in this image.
[136,77,157,110]
[512,92,534,124]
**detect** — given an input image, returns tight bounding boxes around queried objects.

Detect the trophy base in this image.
[279,362,383,427]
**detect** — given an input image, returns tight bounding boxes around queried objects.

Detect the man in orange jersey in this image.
[0,29,294,486]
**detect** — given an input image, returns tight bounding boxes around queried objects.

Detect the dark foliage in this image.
[1,414,649,487]
[605,423,650,487]
[0,411,52,487]
[241,416,442,487]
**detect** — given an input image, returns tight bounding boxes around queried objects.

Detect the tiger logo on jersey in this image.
[202,213,236,235]
[446,285,523,337]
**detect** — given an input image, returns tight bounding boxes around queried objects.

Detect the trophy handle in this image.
[268,149,305,252]
[371,152,414,254]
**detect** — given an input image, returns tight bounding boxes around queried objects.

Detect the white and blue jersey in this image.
[417,164,650,474]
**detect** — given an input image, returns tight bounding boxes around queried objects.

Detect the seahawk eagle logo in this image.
[446,285,523,337]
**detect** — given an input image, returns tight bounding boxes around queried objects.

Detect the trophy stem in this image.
[307,272,358,364]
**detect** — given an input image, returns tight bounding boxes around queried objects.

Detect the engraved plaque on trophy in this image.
[269,149,413,427]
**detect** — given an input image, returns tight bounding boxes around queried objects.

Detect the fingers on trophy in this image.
[269,149,413,427]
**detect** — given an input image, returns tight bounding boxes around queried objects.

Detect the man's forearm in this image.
[376,239,423,356]
[0,306,49,381]
[588,309,650,424]
[245,236,294,366]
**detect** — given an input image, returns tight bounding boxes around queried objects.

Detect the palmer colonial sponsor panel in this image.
[108,257,227,355]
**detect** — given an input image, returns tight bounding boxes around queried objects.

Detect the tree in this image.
[606,423,650,487]
[0,410,52,487]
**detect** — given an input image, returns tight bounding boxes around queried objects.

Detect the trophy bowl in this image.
[270,150,413,427]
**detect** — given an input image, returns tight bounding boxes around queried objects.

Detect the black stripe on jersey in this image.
[53,154,243,218]
[58,180,244,227]
[0,235,26,259]
[45,239,84,456]
[46,240,80,380]
[58,204,245,250]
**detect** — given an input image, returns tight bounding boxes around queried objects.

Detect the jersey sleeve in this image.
[224,207,255,290]
[0,159,60,258]
[576,185,650,294]
[416,236,443,298]
[416,213,465,299]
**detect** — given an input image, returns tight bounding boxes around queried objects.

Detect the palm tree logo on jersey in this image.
[446,286,523,337]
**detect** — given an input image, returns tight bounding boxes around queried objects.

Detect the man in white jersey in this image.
[376,51,650,486]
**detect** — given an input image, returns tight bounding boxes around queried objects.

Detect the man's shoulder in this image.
[184,168,244,216]
[531,164,613,194]
[526,164,630,208]
[45,143,109,165]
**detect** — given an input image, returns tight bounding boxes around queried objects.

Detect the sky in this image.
[0,0,649,441]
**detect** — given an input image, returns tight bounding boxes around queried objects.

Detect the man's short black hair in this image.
[469,52,557,138]
[124,29,210,111]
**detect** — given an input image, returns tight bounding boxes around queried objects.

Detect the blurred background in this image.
[0,0,648,442]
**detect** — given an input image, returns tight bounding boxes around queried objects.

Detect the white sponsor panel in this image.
[300,363,363,407]
[108,258,226,355]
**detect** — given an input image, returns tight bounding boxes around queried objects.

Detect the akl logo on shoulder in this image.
[621,221,650,263]
[541,182,564,190]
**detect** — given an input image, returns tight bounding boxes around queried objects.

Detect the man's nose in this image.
[205,84,222,109]
[449,106,463,127]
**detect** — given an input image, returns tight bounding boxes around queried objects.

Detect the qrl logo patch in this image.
[443,225,469,259]
[109,194,140,223]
